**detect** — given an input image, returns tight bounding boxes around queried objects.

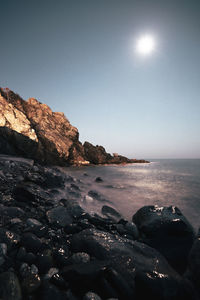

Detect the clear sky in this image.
[1,0,200,159]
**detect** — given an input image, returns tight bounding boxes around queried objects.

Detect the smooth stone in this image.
[53,245,70,266]
[132,205,195,273]
[124,222,139,239]
[26,218,42,227]
[0,242,7,256]
[20,263,41,294]
[50,273,69,289]
[0,228,20,250]
[64,223,82,234]
[83,291,102,300]
[13,183,36,202]
[17,247,27,261]
[61,260,108,297]
[24,252,37,264]
[21,233,43,253]
[0,272,22,300]
[46,206,73,227]
[95,177,103,183]
[10,218,22,225]
[88,190,109,203]
[102,205,122,222]
[70,252,90,264]
[44,267,59,280]
[39,281,67,300]
[36,253,53,274]
[0,206,25,217]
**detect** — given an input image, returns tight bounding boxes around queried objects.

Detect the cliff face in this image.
[0,88,85,165]
[0,88,148,165]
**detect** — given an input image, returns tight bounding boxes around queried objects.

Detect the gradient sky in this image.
[1,0,200,159]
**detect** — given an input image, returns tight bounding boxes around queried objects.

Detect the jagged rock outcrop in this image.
[0,88,149,166]
[83,141,148,165]
[0,88,86,165]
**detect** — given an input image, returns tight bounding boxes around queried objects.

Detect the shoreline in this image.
[0,156,199,299]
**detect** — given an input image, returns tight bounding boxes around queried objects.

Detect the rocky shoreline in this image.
[0,156,199,299]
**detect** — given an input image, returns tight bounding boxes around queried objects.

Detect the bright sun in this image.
[136,34,155,55]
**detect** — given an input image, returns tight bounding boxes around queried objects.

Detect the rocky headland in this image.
[0,88,148,166]
[0,156,199,300]
[1,88,199,300]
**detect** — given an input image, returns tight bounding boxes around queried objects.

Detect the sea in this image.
[64,159,200,232]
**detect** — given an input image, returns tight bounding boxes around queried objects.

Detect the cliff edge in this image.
[0,88,149,166]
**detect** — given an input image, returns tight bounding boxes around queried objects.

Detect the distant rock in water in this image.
[0,88,149,166]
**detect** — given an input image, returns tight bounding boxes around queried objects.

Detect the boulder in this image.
[132,205,195,273]
[46,206,73,227]
[70,228,196,299]
[186,237,200,296]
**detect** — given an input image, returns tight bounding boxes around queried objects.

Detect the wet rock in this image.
[13,183,37,202]
[0,243,7,266]
[53,245,70,267]
[44,267,59,280]
[95,177,103,183]
[186,237,200,295]
[70,228,196,300]
[17,247,27,261]
[50,273,69,289]
[61,199,85,219]
[102,205,122,222]
[124,222,139,239]
[132,205,195,273]
[26,169,65,189]
[0,271,22,300]
[0,228,20,250]
[83,291,102,300]
[46,206,73,227]
[69,252,90,264]
[26,218,42,228]
[20,263,41,294]
[21,233,43,253]
[88,190,109,203]
[39,281,67,300]
[61,260,108,297]
[0,206,25,218]
[36,251,53,274]
[64,223,82,234]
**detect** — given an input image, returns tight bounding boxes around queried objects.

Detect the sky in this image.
[0,0,200,159]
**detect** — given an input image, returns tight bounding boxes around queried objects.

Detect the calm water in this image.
[63,159,200,231]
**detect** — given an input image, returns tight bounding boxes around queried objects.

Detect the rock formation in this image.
[0,88,149,166]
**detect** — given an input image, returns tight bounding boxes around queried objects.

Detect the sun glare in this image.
[136,34,155,55]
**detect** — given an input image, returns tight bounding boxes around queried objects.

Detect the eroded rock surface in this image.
[0,88,149,166]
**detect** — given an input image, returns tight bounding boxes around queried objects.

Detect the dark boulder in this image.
[132,205,195,273]
[186,237,200,296]
[0,228,20,250]
[21,233,43,253]
[70,228,196,300]
[101,205,122,222]
[46,206,73,227]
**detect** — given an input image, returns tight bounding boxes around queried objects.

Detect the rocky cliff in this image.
[0,88,148,166]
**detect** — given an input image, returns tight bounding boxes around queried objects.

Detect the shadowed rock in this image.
[132,205,195,273]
